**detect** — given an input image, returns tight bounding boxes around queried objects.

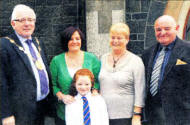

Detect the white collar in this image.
[76,92,92,100]
[15,31,32,44]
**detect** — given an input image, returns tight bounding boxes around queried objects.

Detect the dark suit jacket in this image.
[142,37,190,125]
[0,33,54,125]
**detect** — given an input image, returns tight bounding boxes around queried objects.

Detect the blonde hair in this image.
[11,4,36,21]
[110,23,130,39]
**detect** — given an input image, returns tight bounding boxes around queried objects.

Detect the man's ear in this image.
[11,21,15,29]
[176,25,180,31]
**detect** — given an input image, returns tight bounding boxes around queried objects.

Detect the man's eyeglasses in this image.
[13,18,36,23]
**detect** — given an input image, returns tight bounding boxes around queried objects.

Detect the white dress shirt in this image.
[65,92,109,125]
[16,32,49,101]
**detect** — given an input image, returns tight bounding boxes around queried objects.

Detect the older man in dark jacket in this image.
[142,15,190,125]
[1,4,54,125]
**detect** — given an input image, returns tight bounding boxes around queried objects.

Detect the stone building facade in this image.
[0,0,190,124]
[1,0,189,59]
[0,0,86,62]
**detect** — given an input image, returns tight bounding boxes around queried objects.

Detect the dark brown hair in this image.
[60,26,85,52]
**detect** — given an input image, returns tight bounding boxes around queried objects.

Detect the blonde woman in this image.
[99,23,145,125]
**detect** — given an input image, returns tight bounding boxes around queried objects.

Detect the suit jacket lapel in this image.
[162,39,183,82]
[146,44,159,88]
[9,33,34,75]
[32,37,39,51]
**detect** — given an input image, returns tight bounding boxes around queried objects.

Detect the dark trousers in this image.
[14,98,47,125]
[109,118,132,125]
[35,98,49,125]
[55,116,66,125]
[148,94,166,125]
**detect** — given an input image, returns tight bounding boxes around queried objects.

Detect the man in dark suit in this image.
[1,4,53,125]
[142,15,190,125]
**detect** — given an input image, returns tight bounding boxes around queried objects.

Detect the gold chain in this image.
[5,37,43,70]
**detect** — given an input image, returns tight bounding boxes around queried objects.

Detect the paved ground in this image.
[45,117,55,125]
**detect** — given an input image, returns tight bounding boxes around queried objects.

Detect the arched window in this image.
[183,9,190,41]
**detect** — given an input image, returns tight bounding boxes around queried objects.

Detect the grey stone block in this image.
[145,26,157,49]
[111,0,125,10]
[138,34,145,41]
[98,11,112,33]
[52,24,71,34]
[126,0,140,12]
[127,21,146,33]
[132,13,147,20]
[35,6,63,18]
[141,0,150,12]
[0,26,13,37]
[147,1,166,25]
[126,13,131,21]
[19,0,35,7]
[61,5,78,17]
[130,34,137,40]
[36,0,46,6]
[0,19,11,26]
[77,16,86,25]
[35,23,53,35]
[128,41,144,54]
[47,0,63,5]
[0,11,11,19]
[0,2,15,12]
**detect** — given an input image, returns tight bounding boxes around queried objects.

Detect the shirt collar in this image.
[158,38,176,51]
[15,31,32,44]
[76,92,92,100]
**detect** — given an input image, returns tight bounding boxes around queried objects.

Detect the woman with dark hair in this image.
[50,26,101,125]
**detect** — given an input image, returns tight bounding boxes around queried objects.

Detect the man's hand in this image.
[2,116,15,125]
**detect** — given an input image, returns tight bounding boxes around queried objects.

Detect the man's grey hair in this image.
[11,4,36,21]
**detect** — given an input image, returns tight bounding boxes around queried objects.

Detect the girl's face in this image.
[75,75,92,96]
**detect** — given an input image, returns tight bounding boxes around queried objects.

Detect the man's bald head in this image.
[154,15,179,46]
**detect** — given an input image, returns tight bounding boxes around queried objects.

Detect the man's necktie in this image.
[26,39,48,95]
[150,47,166,96]
[82,96,91,125]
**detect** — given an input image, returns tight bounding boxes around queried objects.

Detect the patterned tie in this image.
[82,96,91,125]
[26,39,48,95]
[150,47,166,96]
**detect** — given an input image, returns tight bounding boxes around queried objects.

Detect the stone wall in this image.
[85,0,167,56]
[0,0,168,124]
[0,0,86,62]
[126,0,167,54]
[86,0,126,58]
[0,1,86,124]
[0,0,168,57]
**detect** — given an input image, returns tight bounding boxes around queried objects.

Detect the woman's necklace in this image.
[112,51,126,68]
